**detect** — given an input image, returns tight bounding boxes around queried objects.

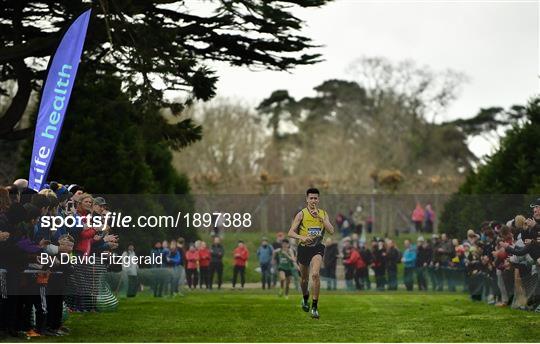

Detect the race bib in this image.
[308,227,322,237]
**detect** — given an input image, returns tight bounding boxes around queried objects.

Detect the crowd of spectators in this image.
[321,199,540,312]
[0,179,119,338]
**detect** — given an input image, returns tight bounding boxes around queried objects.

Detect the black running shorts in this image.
[297,244,325,266]
[278,268,292,277]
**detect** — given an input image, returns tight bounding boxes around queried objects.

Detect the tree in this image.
[256,57,475,193]
[172,100,268,193]
[439,97,540,237]
[0,0,329,140]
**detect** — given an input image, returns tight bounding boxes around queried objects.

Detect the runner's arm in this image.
[290,250,300,270]
[288,212,311,244]
[322,213,335,235]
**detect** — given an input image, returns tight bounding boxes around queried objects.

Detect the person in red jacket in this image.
[232,240,249,289]
[343,241,367,290]
[198,241,211,289]
[185,244,199,289]
[352,241,367,290]
[74,194,97,256]
[342,242,357,290]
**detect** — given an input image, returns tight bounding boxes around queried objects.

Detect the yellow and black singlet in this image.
[298,207,327,247]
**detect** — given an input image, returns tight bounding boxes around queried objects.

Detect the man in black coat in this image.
[209,236,225,290]
[386,240,401,290]
[415,236,432,291]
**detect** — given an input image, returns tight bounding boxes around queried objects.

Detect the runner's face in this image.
[306,193,319,209]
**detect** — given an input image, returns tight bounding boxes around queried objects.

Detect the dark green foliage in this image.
[448,105,527,136]
[0,0,329,140]
[440,97,540,237]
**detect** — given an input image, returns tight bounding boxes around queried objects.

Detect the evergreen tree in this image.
[440,97,540,237]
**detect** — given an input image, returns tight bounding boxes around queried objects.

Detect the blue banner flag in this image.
[29,9,91,191]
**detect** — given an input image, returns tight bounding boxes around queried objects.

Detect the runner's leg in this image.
[299,263,310,297]
[311,255,323,306]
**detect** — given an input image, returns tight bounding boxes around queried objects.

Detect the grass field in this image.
[33,290,540,342]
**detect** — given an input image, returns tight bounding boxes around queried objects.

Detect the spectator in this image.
[342,239,355,290]
[166,241,182,296]
[386,240,401,290]
[440,233,454,291]
[358,241,372,290]
[351,240,367,290]
[122,243,139,297]
[271,232,285,288]
[464,229,480,247]
[5,185,20,204]
[198,241,211,289]
[185,244,199,290]
[341,218,352,238]
[232,241,249,290]
[150,241,165,297]
[416,236,431,291]
[430,234,444,291]
[449,245,466,293]
[209,236,224,290]
[372,239,387,291]
[402,239,416,291]
[365,216,373,234]
[411,203,424,233]
[256,238,273,290]
[176,237,187,291]
[424,204,435,233]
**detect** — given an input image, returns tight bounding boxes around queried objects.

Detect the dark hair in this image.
[6,203,27,225]
[20,188,37,205]
[282,239,289,244]
[49,181,59,192]
[306,188,320,196]
[31,194,50,209]
[23,203,41,221]
[6,185,19,198]
[47,195,59,208]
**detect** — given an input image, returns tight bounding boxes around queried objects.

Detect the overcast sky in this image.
[208,1,539,157]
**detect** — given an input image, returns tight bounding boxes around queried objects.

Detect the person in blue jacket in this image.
[402,239,417,291]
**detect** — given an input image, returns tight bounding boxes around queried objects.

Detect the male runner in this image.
[273,239,299,299]
[288,188,334,319]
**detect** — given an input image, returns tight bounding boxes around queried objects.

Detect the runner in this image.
[288,188,335,319]
[273,239,298,299]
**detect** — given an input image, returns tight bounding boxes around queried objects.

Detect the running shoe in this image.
[301,298,310,312]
